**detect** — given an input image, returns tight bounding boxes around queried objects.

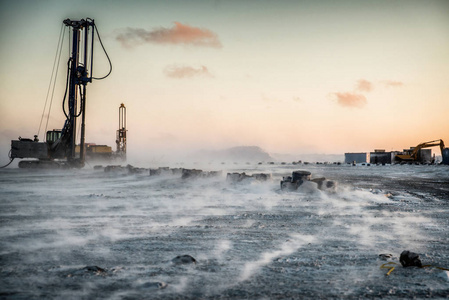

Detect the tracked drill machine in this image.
[10,19,111,168]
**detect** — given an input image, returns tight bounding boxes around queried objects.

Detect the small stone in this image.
[84,265,106,272]
[172,255,197,265]
[379,254,393,260]
[141,281,168,289]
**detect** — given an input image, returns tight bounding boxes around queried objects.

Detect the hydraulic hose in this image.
[91,24,112,80]
[0,151,15,168]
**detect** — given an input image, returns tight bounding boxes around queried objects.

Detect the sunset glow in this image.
[1,0,448,164]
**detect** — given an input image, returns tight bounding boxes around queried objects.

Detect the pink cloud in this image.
[116,22,222,48]
[356,79,373,92]
[382,80,404,87]
[334,92,367,108]
[165,65,213,79]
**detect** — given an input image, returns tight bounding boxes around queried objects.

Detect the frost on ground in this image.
[0,164,448,299]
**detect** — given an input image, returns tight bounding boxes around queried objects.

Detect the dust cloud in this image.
[1,163,448,298]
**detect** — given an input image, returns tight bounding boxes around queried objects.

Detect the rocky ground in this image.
[0,164,448,299]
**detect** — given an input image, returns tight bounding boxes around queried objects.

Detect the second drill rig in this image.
[116,103,127,160]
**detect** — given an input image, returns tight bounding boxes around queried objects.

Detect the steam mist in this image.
[1,164,448,298]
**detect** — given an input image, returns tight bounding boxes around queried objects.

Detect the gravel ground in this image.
[0,164,448,299]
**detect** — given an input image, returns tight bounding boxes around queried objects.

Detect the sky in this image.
[1,0,448,164]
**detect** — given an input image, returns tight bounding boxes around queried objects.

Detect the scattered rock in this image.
[181,169,204,180]
[172,255,197,265]
[400,250,422,267]
[253,173,272,181]
[141,281,168,289]
[127,164,146,174]
[280,178,299,190]
[67,265,108,277]
[171,168,183,175]
[148,167,222,180]
[226,172,252,183]
[205,170,223,178]
[226,172,271,183]
[104,164,147,175]
[104,165,126,173]
[149,167,172,176]
[292,170,311,182]
[325,180,336,189]
[83,265,106,273]
[379,254,393,260]
[281,170,336,192]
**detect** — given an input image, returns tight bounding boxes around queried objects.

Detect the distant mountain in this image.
[192,146,273,163]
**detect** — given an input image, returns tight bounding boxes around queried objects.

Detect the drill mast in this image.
[10,18,102,168]
[116,103,127,159]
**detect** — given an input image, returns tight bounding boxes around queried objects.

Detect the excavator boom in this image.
[396,139,446,162]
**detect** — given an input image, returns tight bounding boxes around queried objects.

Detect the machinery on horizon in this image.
[8,18,112,168]
[116,103,127,160]
[76,103,127,162]
[395,139,447,163]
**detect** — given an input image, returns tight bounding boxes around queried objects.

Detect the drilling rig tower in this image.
[116,103,127,159]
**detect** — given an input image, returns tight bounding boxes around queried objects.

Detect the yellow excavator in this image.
[395,139,445,162]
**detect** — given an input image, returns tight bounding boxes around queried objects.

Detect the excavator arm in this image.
[396,139,445,162]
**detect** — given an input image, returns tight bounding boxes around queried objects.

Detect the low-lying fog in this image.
[1,164,448,299]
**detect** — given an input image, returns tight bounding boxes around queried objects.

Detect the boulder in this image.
[292,170,311,182]
[399,250,422,267]
[281,170,336,192]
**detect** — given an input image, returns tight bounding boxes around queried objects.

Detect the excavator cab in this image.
[46,130,62,146]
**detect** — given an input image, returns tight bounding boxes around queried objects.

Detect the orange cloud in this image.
[116,22,222,48]
[382,80,404,87]
[356,79,373,92]
[334,92,367,108]
[165,65,213,78]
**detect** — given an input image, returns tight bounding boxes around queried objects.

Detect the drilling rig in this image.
[116,103,127,160]
[9,18,111,168]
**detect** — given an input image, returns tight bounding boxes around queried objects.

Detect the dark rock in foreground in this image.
[400,250,422,267]
[281,170,336,192]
